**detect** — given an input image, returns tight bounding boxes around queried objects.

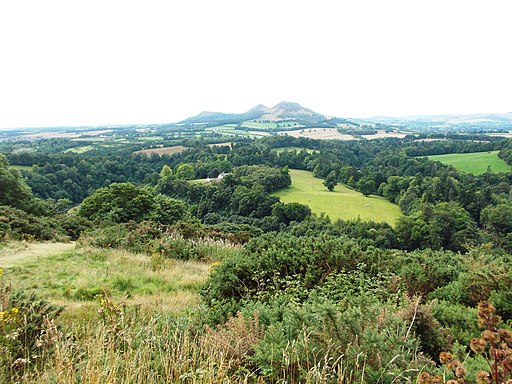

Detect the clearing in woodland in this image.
[274,169,402,225]
[427,150,511,174]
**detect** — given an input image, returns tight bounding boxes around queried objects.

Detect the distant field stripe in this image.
[133,145,188,156]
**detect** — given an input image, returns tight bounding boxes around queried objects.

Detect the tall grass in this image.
[4,246,212,315]
[7,308,373,384]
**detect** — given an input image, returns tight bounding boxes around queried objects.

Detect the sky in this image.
[0,0,511,129]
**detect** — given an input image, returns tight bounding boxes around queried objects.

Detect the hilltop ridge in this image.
[179,101,327,125]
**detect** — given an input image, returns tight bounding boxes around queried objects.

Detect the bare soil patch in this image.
[134,145,188,156]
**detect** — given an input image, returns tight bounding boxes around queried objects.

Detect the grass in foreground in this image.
[427,150,511,174]
[3,245,211,316]
[274,169,402,225]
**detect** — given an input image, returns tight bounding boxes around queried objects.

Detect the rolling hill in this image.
[180,101,330,126]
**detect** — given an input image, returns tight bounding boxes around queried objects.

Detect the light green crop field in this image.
[205,125,270,138]
[427,151,511,174]
[65,145,94,154]
[241,120,278,129]
[273,169,402,225]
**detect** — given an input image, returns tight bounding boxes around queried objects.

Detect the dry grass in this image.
[3,245,211,316]
[133,145,188,157]
[279,128,356,140]
[8,309,363,384]
[362,130,409,139]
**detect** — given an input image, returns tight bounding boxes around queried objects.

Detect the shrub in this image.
[1,269,63,378]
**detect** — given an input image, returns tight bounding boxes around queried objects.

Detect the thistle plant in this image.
[417,301,512,384]
[469,302,512,384]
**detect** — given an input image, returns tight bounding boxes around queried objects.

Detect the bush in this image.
[1,270,63,377]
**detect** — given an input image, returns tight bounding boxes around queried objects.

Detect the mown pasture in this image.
[427,150,511,174]
[273,169,402,225]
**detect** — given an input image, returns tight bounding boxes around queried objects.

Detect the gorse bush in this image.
[0,205,87,241]
[80,220,243,261]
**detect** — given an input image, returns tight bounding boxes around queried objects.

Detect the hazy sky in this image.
[1,0,511,128]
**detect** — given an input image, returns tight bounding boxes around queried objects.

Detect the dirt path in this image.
[0,242,76,268]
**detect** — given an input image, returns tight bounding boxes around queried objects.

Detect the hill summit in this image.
[180,101,326,125]
[259,101,323,121]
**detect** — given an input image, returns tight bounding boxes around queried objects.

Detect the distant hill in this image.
[258,101,324,122]
[363,112,512,130]
[179,101,328,125]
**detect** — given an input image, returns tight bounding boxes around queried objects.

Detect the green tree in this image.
[272,202,311,225]
[79,183,155,223]
[175,163,195,180]
[481,204,512,249]
[357,177,376,197]
[323,171,337,192]
[0,154,32,209]
[150,194,186,225]
[159,164,173,178]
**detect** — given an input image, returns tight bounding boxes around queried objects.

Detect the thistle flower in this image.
[439,351,454,363]
[455,366,467,378]
[417,372,432,384]
[470,338,487,354]
[502,357,512,372]
[477,302,501,328]
[476,370,491,384]
[482,330,500,344]
[499,328,512,344]
[446,359,460,370]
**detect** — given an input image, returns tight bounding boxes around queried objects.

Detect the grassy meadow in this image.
[274,169,402,225]
[2,244,210,317]
[427,150,511,174]
[65,145,95,154]
[240,120,278,129]
[1,242,277,383]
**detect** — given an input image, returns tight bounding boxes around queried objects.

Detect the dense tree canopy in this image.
[0,154,32,209]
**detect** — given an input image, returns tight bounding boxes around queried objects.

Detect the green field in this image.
[241,120,278,129]
[205,125,270,138]
[241,120,299,129]
[274,169,402,225]
[427,150,511,174]
[65,145,95,154]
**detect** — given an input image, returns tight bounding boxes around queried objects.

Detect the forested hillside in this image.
[1,132,512,383]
